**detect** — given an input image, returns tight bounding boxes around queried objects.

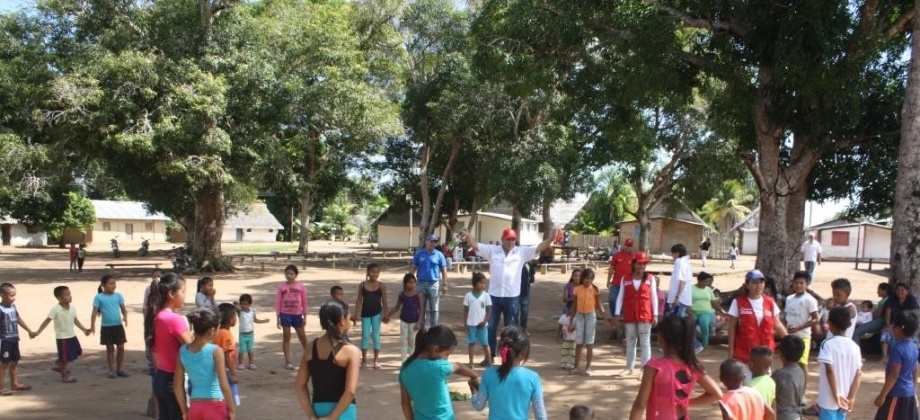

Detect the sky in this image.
[0,0,26,13]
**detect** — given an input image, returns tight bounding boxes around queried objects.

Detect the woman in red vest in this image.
[613,251,658,377]
[727,269,788,380]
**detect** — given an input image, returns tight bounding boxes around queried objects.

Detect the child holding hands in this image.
[31,286,92,383]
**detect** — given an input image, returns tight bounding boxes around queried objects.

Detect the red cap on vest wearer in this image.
[633,251,650,264]
[502,228,517,240]
[624,238,635,247]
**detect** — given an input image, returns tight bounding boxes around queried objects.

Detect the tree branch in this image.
[884,7,915,38]
[647,0,748,37]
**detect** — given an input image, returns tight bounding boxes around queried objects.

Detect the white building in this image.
[1,216,47,247]
[809,219,891,261]
[222,202,283,243]
[374,206,542,250]
[88,200,170,244]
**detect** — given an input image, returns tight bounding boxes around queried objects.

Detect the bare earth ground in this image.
[0,242,892,419]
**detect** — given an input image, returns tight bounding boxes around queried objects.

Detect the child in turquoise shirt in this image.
[399,326,479,420]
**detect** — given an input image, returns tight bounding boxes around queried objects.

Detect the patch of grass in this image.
[450,391,470,401]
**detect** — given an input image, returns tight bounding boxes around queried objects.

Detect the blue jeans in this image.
[418,281,440,327]
[853,317,884,346]
[608,285,621,314]
[489,296,519,357]
[805,261,817,283]
[518,294,531,330]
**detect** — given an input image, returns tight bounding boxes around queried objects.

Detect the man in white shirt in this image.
[801,233,823,285]
[464,228,552,360]
[667,244,694,316]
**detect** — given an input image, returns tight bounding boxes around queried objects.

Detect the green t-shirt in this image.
[691,285,715,314]
[748,375,776,407]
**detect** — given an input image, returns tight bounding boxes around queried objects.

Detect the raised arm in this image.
[464,233,479,252]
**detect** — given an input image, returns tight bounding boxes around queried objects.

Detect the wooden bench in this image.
[106,262,161,273]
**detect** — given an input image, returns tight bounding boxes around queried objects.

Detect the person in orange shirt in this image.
[719,358,772,420]
[213,303,240,407]
[567,269,612,376]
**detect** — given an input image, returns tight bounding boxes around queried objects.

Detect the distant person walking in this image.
[801,233,822,284]
[410,234,448,328]
[463,228,552,360]
[69,244,78,273]
[699,237,711,267]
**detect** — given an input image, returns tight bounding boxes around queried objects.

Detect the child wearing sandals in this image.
[91,274,130,379]
[0,282,36,395]
[353,263,389,369]
[31,286,92,383]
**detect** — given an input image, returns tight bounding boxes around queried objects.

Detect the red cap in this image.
[633,251,649,264]
[624,238,635,247]
[502,228,517,240]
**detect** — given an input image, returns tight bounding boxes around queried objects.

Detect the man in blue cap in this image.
[410,234,448,327]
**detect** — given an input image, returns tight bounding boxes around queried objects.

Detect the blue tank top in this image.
[180,343,223,400]
[400,292,421,323]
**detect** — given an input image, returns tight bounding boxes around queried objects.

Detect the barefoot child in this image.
[175,308,235,420]
[399,326,480,419]
[295,300,361,419]
[773,336,806,420]
[718,358,770,420]
[91,274,129,378]
[276,264,308,370]
[145,274,193,420]
[568,269,610,376]
[236,294,269,370]
[471,325,547,419]
[213,303,240,406]
[195,277,217,309]
[816,306,863,418]
[354,263,389,369]
[873,312,920,420]
[464,272,492,368]
[386,273,425,363]
[557,302,576,370]
[629,314,722,420]
[0,283,36,395]
[31,286,92,383]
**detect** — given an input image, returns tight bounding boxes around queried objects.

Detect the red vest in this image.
[621,273,655,324]
[733,295,776,363]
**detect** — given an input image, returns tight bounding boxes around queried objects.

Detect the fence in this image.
[567,234,618,249]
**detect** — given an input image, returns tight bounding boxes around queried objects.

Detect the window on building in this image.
[246,228,252,232]
[103,222,111,231]
[26,225,39,234]
[145,222,154,231]
[831,231,850,246]
[269,229,274,233]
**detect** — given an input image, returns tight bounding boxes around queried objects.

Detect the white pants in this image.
[625,322,652,370]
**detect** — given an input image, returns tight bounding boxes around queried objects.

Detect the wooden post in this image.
[540,264,548,275]
[869,258,874,271]
[561,264,568,274]
[260,262,265,271]
[331,252,338,269]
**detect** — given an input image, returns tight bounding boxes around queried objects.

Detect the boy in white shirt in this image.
[463,272,492,367]
[816,306,862,419]
[783,271,819,401]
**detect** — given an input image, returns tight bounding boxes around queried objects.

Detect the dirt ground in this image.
[0,242,894,419]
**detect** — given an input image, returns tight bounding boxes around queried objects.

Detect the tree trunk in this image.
[466,196,482,235]
[417,142,432,244]
[191,187,229,272]
[511,205,522,244]
[745,68,820,290]
[893,5,920,291]
[542,196,554,240]
[446,196,460,244]
[297,192,315,254]
[636,206,652,253]
[422,136,461,239]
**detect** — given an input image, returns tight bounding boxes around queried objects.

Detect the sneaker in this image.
[581,369,592,377]
[107,371,117,379]
[237,363,245,370]
[116,370,131,378]
[615,369,634,378]
[248,364,257,370]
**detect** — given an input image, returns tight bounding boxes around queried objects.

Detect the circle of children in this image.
[1,240,919,420]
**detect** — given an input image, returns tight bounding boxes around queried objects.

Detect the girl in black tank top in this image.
[354,264,389,369]
[295,300,360,420]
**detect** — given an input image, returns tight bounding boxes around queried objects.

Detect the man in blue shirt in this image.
[410,234,448,327]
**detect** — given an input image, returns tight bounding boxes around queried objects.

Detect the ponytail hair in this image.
[319,299,349,343]
[657,314,702,372]
[144,273,185,350]
[497,325,529,382]
[97,274,115,294]
[403,325,457,368]
[187,308,220,336]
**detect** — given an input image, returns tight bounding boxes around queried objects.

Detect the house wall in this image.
[819,225,891,260]
[92,219,169,243]
[376,225,448,250]
[741,229,759,255]
[5,224,47,247]
[221,227,279,243]
[618,219,704,255]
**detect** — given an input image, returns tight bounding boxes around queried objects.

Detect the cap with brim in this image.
[502,228,517,240]
[426,234,439,242]
[745,269,765,282]
[624,239,635,247]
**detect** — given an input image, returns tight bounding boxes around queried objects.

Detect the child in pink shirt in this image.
[276,264,308,370]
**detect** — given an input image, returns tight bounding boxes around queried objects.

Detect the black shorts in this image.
[57,337,83,362]
[100,325,127,345]
[875,395,919,420]
[0,340,21,363]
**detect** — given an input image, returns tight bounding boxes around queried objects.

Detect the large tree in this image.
[893,0,920,288]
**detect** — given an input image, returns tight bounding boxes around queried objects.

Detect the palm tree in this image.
[699,180,754,233]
